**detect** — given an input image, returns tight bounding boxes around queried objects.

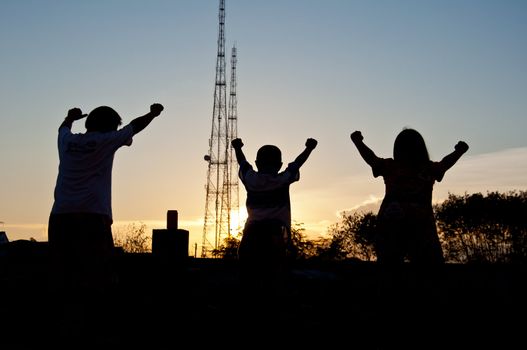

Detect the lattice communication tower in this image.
[227,44,240,238]
[202,0,240,257]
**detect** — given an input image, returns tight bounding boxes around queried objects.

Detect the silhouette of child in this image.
[231,137,317,291]
[350,128,469,265]
[48,103,164,338]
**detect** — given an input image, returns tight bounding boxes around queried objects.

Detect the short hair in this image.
[85,106,122,132]
[256,145,282,166]
[393,128,430,164]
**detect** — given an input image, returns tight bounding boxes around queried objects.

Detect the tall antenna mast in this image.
[202,0,234,257]
[227,44,240,236]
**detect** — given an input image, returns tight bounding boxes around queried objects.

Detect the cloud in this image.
[338,195,382,216]
[433,146,527,201]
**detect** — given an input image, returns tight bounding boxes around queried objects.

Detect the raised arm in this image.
[60,108,87,130]
[129,103,164,135]
[439,141,469,170]
[294,138,318,168]
[350,131,378,167]
[231,138,247,165]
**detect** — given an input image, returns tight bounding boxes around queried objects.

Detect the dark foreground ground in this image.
[1,240,525,349]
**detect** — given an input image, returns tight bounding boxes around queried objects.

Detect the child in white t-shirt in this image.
[231,137,317,292]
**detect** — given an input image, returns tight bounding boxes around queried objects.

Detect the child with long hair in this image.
[350,128,469,265]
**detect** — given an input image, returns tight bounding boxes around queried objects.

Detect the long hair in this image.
[85,106,122,132]
[393,128,430,165]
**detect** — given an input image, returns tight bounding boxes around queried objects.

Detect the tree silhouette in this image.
[316,212,377,262]
[287,221,319,260]
[212,233,241,259]
[435,191,527,264]
[113,222,151,253]
[315,190,527,264]
[213,222,317,260]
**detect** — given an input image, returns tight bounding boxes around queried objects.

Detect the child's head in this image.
[255,145,282,174]
[393,128,430,164]
[85,106,122,132]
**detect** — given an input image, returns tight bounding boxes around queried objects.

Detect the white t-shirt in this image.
[239,160,300,231]
[51,125,134,220]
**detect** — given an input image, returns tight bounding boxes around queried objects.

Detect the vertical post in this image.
[167,210,178,230]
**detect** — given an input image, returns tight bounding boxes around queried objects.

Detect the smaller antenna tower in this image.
[227,44,240,236]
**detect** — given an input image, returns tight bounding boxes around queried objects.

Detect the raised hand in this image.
[150,103,164,117]
[231,138,244,149]
[455,141,469,154]
[350,131,363,143]
[67,107,87,121]
[305,138,318,150]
